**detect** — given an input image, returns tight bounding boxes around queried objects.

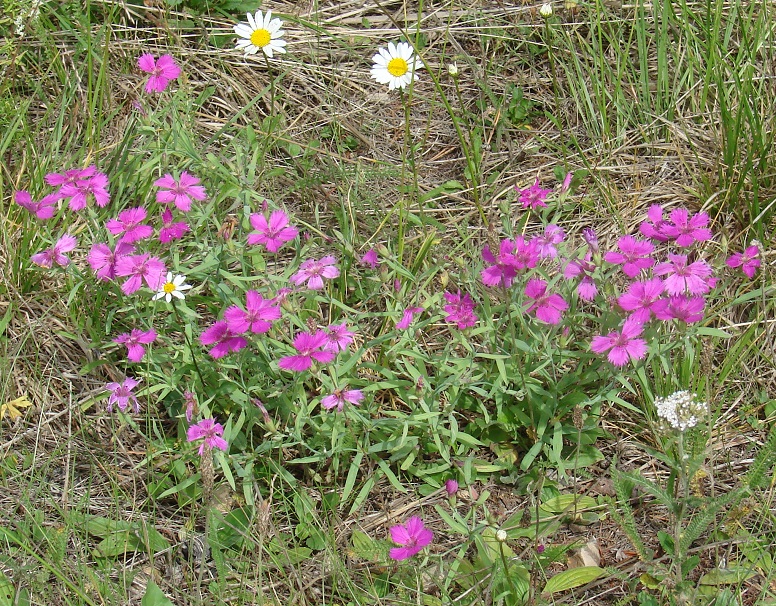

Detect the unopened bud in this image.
[539,3,553,17]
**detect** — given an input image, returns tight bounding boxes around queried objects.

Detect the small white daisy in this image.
[370,42,422,91]
[234,10,288,58]
[152,273,192,302]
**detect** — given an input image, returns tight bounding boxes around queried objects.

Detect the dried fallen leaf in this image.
[567,539,602,568]
[0,395,32,422]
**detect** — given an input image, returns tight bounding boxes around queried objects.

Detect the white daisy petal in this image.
[247,11,256,29]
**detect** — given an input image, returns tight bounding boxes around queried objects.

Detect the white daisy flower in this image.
[370,42,422,91]
[152,273,192,302]
[234,10,288,58]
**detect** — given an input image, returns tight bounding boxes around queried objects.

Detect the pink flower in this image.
[138,53,181,93]
[653,254,713,296]
[582,228,599,253]
[603,235,655,278]
[87,241,135,281]
[290,256,340,290]
[516,179,551,209]
[445,479,459,495]
[563,254,597,302]
[726,245,761,278]
[247,210,299,252]
[200,321,248,359]
[184,391,197,422]
[481,240,518,287]
[512,236,540,269]
[187,418,228,455]
[654,295,705,324]
[105,377,140,413]
[443,291,478,330]
[106,206,153,243]
[159,208,190,243]
[590,317,648,367]
[59,171,110,210]
[321,388,364,411]
[661,208,713,247]
[616,278,668,323]
[14,190,58,220]
[45,166,96,190]
[113,328,157,362]
[278,330,336,372]
[389,516,433,561]
[524,278,568,325]
[639,205,673,242]
[560,171,573,193]
[534,224,565,259]
[31,234,77,268]
[223,291,281,334]
[396,307,423,330]
[360,248,380,269]
[322,323,355,352]
[114,253,167,295]
[154,171,206,212]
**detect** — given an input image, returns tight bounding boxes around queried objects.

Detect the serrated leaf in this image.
[351,530,382,561]
[543,566,605,594]
[0,395,31,422]
[141,580,174,606]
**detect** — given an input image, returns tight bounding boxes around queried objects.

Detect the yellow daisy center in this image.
[163,282,176,294]
[387,57,409,77]
[250,28,272,48]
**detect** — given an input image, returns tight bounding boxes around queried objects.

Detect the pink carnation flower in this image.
[31,234,77,268]
[321,388,363,411]
[534,224,565,259]
[654,295,705,324]
[138,53,181,93]
[247,210,299,252]
[443,291,478,330]
[639,205,673,242]
[14,190,58,220]
[524,278,568,325]
[106,207,153,243]
[590,317,648,367]
[114,253,166,295]
[223,291,281,334]
[45,166,96,190]
[726,245,761,279]
[396,307,423,330]
[389,516,433,561]
[661,208,713,247]
[481,240,518,287]
[616,278,668,323]
[154,171,206,212]
[113,328,157,362]
[603,235,655,278]
[322,323,355,352]
[360,248,380,269]
[278,330,336,372]
[59,171,110,210]
[87,241,135,281]
[563,253,597,302]
[158,208,190,243]
[200,321,248,359]
[653,254,713,296]
[290,256,340,290]
[105,377,140,413]
[516,179,551,209]
[187,418,228,455]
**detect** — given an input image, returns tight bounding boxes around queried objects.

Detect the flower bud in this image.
[539,3,553,17]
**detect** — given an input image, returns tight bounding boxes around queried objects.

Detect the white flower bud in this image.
[539,3,553,17]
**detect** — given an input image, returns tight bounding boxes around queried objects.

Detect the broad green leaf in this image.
[141,580,174,606]
[699,567,756,585]
[0,571,14,606]
[543,566,605,594]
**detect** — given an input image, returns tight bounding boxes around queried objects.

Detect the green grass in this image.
[1,1,775,605]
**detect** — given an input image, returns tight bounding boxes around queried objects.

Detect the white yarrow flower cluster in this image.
[655,391,706,431]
